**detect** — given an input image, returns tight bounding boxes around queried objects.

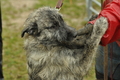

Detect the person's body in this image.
[96,42,120,80]
[88,0,120,80]
[85,0,120,80]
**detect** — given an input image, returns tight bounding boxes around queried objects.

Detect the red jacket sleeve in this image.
[102,0,113,9]
[100,0,120,46]
[89,0,120,46]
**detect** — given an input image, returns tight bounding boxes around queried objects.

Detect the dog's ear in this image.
[21,23,38,37]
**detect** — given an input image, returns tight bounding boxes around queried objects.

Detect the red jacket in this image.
[90,0,120,46]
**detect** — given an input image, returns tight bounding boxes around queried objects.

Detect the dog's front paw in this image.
[93,17,108,35]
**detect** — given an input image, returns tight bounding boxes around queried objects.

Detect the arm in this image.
[89,0,120,46]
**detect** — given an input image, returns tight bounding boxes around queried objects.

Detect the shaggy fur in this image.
[21,7,108,80]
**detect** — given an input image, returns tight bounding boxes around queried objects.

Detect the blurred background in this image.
[1,0,101,80]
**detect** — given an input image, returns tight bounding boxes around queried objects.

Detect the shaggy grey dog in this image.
[21,7,108,80]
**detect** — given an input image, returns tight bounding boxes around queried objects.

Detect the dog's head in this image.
[21,7,76,45]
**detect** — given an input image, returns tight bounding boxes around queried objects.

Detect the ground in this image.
[1,0,97,80]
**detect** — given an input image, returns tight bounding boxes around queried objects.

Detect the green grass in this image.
[2,0,28,79]
[2,23,28,80]
[1,0,99,80]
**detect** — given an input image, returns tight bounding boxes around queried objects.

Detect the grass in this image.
[2,0,29,80]
[1,0,101,80]
[3,26,27,80]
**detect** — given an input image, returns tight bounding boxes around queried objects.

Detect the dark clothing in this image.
[95,42,120,80]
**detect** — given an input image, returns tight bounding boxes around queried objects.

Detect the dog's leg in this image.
[72,17,108,77]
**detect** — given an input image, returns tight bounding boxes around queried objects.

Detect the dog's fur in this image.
[21,7,108,80]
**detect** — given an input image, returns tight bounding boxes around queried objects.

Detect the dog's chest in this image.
[27,47,83,80]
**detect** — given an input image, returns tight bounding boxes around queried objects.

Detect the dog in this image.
[21,7,108,80]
